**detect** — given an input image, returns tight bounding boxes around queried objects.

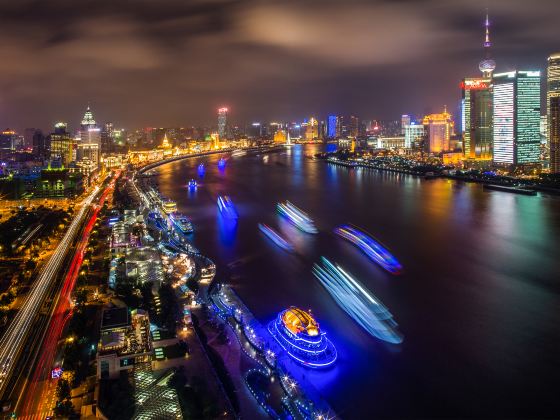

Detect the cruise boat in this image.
[276,201,318,234]
[334,224,402,274]
[169,212,193,234]
[217,195,238,219]
[162,200,177,214]
[218,158,226,169]
[188,179,197,190]
[258,223,293,252]
[268,306,337,368]
[313,257,403,344]
[198,163,205,177]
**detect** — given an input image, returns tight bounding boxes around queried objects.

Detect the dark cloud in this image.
[0,0,558,132]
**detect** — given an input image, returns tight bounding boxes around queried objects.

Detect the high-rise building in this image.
[422,109,454,154]
[101,122,114,154]
[462,78,493,160]
[327,115,338,138]
[0,129,17,159]
[80,105,99,145]
[24,128,36,150]
[461,13,495,162]
[401,115,411,135]
[493,71,541,166]
[49,122,75,166]
[547,53,560,173]
[32,129,47,159]
[303,118,319,140]
[218,107,228,139]
[404,123,424,149]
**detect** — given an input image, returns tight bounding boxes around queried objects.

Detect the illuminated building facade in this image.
[404,123,424,149]
[218,107,228,139]
[547,53,560,173]
[422,110,454,154]
[49,122,75,166]
[462,78,493,160]
[327,115,338,138]
[80,105,99,145]
[493,71,541,166]
[0,129,17,159]
[401,115,411,135]
[303,118,319,140]
[273,130,287,144]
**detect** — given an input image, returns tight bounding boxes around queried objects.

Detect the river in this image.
[156,144,560,418]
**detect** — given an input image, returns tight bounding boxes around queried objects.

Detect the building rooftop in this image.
[101,307,130,330]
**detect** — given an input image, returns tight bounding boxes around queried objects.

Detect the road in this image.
[0,177,113,415]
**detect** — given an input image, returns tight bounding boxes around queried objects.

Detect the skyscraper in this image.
[218,107,228,139]
[80,105,100,146]
[404,123,424,149]
[422,109,454,154]
[547,53,560,173]
[401,115,411,135]
[327,115,337,138]
[493,71,541,167]
[461,13,495,162]
[49,122,75,166]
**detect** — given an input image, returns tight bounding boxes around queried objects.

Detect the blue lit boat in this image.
[258,223,293,252]
[268,307,337,368]
[198,163,205,177]
[334,224,402,274]
[313,257,403,344]
[169,212,194,234]
[217,195,238,219]
[188,179,197,190]
[276,201,318,234]
[218,158,226,169]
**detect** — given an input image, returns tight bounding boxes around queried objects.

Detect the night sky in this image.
[1,0,559,131]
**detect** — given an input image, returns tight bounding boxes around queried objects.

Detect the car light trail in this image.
[21,175,117,416]
[334,224,402,274]
[312,257,403,344]
[0,180,107,397]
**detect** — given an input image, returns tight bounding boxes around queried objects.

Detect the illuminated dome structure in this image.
[479,58,496,75]
[268,307,337,368]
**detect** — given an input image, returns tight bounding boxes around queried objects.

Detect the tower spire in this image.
[478,10,496,77]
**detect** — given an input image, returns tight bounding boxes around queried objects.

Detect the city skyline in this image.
[0,0,559,131]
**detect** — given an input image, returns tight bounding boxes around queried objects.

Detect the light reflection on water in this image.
[156,145,560,418]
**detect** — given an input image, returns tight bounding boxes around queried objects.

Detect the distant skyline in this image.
[0,0,559,132]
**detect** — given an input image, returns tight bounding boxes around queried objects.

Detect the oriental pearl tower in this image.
[479,12,496,77]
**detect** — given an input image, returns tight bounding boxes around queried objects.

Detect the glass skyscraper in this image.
[547,53,560,173]
[217,107,228,139]
[462,78,493,160]
[493,71,541,166]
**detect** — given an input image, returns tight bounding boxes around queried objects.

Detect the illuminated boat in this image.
[198,163,205,177]
[162,200,177,214]
[334,225,402,274]
[169,212,193,234]
[313,257,403,344]
[188,179,197,190]
[268,307,337,368]
[258,223,293,252]
[217,195,238,219]
[276,201,318,234]
[218,158,226,169]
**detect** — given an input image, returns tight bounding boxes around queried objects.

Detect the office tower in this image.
[77,142,100,166]
[349,116,359,137]
[401,115,411,135]
[80,105,99,145]
[327,115,337,138]
[422,109,454,154]
[49,122,75,166]
[0,129,17,159]
[303,118,319,140]
[493,71,541,166]
[462,78,493,160]
[461,13,495,161]
[101,122,114,154]
[32,129,47,159]
[404,123,424,149]
[24,128,36,149]
[218,107,228,139]
[547,53,560,172]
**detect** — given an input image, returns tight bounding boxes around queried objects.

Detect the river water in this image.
[156,145,560,418]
